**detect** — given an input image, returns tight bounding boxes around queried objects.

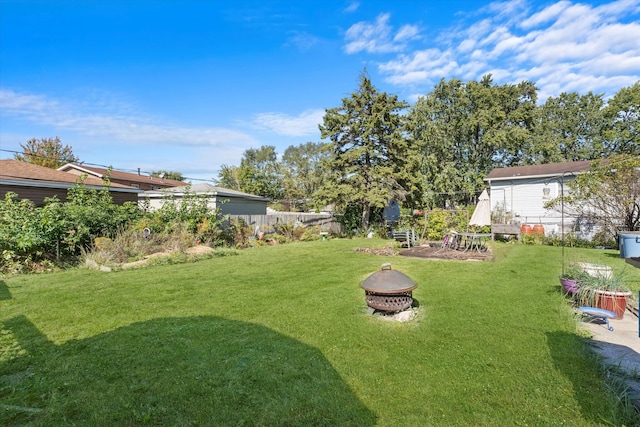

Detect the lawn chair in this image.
[392,228,418,248]
[442,231,459,250]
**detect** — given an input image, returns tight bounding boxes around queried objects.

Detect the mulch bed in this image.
[399,244,492,261]
[354,243,492,261]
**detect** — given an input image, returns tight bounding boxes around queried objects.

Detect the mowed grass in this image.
[1,239,639,426]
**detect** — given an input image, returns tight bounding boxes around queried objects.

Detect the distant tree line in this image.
[11,74,639,233]
[217,73,639,230]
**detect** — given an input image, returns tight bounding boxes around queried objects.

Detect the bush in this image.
[273,223,294,241]
[422,208,471,241]
[300,226,322,241]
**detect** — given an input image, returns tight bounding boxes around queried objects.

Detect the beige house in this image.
[141,183,269,215]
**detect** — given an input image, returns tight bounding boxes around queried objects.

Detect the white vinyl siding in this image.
[488,176,577,237]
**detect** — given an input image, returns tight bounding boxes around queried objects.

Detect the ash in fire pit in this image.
[360,263,417,313]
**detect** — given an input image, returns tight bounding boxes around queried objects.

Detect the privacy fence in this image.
[229,213,343,234]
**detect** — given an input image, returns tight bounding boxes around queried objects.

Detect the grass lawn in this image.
[1,239,639,426]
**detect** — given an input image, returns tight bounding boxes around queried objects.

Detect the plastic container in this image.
[578,262,613,279]
[619,232,640,258]
[520,224,532,235]
[532,224,545,236]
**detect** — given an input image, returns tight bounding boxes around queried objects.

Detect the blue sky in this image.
[1,0,639,182]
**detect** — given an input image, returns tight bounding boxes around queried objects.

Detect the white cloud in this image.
[0,89,257,148]
[0,89,265,181]
[344,1,359,13]
[379,48,459,85]
[394,24,420,42]
[520,0,570,29]
[344,13,420,54]
[286,31,319,52]
[251,109,325,137]
[373,0,640,100]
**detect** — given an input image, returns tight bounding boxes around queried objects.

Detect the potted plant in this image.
[558,264,589,295]
[575,271,632,319]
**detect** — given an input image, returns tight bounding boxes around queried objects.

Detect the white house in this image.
[484,160,595,238]
[141,183,269,215]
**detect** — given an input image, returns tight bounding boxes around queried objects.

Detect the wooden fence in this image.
[229,213,343,234]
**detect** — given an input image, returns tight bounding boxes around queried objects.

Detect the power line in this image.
[0,148,217,183]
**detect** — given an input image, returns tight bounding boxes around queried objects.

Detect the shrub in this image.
[273,223,294,241]
[226,218,253,248]
[422,208,471,241]
[300,226,322,241]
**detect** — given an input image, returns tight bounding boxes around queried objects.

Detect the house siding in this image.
[219,198,267,215]
[485,160,609,239]
[489,179,571,236]
[140,183,269,216]
[0,183,138,206]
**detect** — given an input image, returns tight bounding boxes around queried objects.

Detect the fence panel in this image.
[228,213,342,234]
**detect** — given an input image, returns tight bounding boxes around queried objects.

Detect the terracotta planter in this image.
[594,290,632,319]
[559,277,579,294]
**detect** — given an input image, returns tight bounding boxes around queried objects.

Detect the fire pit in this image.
[360,263,417,312]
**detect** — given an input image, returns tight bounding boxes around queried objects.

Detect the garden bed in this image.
[400,243,493,261]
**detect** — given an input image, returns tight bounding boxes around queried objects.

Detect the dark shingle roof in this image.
[485,160,595,181]
[1,159,135,190]
[58,163,188,187]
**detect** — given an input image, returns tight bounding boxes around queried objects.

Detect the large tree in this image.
[602,81,640,156]
[316,72,409,229]
[14,137,79,168]
[216,146,282,199]
[281,141,329,211]
[406,75,537,209]
[216,164,243,191]
[238,145,282,199]
[533,91,606,163]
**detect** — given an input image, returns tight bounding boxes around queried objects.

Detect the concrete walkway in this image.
[581,307,640,406]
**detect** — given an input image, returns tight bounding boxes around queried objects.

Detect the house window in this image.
[543,186,550,199]
[131,184,140,189]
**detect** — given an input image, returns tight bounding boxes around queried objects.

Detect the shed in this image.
[142,183,269,215]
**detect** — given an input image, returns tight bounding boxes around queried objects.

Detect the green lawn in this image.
[1,239,639,426]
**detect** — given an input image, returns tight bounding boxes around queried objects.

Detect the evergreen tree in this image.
[316,72,409,230]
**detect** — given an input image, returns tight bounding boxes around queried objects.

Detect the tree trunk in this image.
[361,203,370,230]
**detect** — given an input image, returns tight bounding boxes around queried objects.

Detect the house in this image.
[0,159,141,205]
[58,163,187,191]
[142,183,269,215]
[484,160,595,238]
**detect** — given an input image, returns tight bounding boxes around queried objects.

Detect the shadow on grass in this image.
[1,315,376,426]
[0,281,10,301]
[546,331,624,425]
[604,252,623,258]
